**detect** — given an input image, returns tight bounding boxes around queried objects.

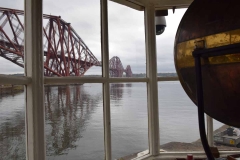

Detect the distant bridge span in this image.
[0,7,132,77]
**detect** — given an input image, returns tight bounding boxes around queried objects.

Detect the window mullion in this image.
[101,0,112,160]
[145,3,160,156]
[24,0,45,159]
[0,74,31,85]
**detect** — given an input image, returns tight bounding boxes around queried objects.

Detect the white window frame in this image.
[0,0,240,160]
[24,0,45,159]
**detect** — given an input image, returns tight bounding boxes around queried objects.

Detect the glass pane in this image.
[159,81,203,152]
[43,0,101,77]
[111,83,148,159]
[157,9,186,74]
[45,84,104,160]
[0,85,25,159]
[108,2,146,78]
[0,3,24,75]
[213,120,240,152]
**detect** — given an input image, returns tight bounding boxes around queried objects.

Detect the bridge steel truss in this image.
[109,56,132,77]
[0,7,133,77]
[0,7,100,77]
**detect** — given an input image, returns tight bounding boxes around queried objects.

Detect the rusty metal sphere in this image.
[174,0,240,127]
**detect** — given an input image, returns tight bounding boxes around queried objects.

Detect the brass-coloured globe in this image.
[174,0,240,127]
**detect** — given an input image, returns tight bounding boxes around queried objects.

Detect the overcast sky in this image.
[0,0,186,75]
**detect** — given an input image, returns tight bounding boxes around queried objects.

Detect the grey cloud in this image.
[0,1,23,10]
[0,0,186,75]
[0,58,23,74]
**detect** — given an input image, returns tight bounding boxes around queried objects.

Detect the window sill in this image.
[131,150,240,160]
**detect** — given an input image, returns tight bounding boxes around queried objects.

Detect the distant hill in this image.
[9,73,24,76]
[83,73,177,77]
[132,73,177,78]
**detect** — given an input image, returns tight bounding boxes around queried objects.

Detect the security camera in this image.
[155,16,166,35]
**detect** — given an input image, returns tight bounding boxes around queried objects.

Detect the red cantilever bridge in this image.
[0,7,132,77]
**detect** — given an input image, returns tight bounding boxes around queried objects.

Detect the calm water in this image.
[0,82,223,160]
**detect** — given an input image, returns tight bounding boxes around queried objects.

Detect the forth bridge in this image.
[0,7,132,77]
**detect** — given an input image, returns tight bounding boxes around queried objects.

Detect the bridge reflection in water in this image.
[0,83,133,159]
[45,85,104,159]
[0,95,25,160]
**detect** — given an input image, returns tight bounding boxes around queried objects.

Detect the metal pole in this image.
[207,115,214,147]
[194,55,214,160]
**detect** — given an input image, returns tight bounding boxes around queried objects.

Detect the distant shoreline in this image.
[0,85,24,96]
[4,73,178,77]
[83,73,178,78]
